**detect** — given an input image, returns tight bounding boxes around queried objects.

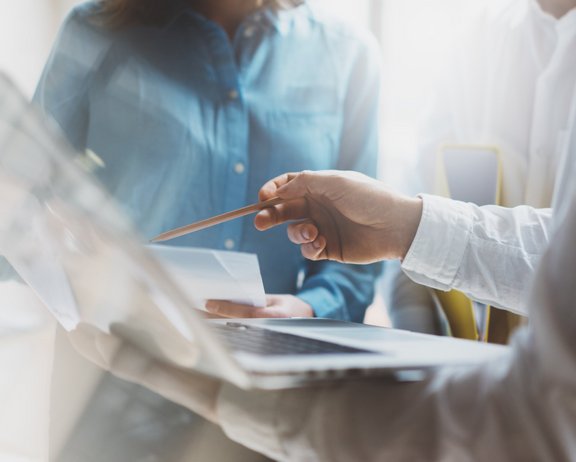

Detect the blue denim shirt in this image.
[34,1,382,321]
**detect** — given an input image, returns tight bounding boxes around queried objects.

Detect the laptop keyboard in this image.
[211,322,377,356]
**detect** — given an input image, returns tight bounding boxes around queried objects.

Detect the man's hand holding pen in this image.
[254,170,423,264]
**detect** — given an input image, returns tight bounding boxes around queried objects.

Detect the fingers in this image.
[205,295,314,318]
[259,169,362,202]
[205,300,270,318]
[256,171,339,230]
[300,235,327,261]
[255,209,329,263]
[256,170,337,261]
[192,308,226,319]
[285,222,328,260]
[258,172,299,201]
[256,210,329,261]
[258,170,326,202]
[254,197,309,231]
[286,221,318,244]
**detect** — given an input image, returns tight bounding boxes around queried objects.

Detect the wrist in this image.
[395,196,423,260]
[292,294,315,317]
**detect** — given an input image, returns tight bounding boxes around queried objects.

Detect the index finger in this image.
[258,172,299,201]
[254,197,309,231]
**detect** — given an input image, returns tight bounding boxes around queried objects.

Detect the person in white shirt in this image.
[389,0,576,334]
[77,74,576,458]
[85,125,576,459]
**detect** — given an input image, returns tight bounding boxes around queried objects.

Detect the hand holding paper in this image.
[148,245,267,309]
[205,294,314,318]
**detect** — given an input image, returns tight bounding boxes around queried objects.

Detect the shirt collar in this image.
[529,0,576,35]
[160,0,306,32]
[556,7,576,35]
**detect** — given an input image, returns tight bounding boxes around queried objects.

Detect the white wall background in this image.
[0,0,81,97]
[377,0,479,189]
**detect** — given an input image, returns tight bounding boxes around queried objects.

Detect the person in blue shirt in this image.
[35,0,382,322]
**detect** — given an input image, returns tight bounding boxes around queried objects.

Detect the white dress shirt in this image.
[401,196,552,313]
[392,0,576,320]
[212,65,576,462]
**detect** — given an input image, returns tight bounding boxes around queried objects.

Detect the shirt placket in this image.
[526,25,557,208]
[527,24,576,208]
[204,22,250,251]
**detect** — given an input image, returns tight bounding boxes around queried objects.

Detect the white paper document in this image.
[6,242,267,335]
[147,245,267,309]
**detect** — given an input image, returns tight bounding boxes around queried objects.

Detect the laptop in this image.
[0,75,506,390]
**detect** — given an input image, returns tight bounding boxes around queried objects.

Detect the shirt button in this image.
[244,26,255,37]
[234,162,245,174]
[225,239,235,250]
[228,89,239,100]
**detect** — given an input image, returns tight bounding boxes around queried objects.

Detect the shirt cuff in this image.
[296,287,340,320]
[401,194,474,290]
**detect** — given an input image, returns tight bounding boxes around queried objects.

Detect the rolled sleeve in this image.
[402,194,551,312]
[297,261,381,322]
[401,194,474,290]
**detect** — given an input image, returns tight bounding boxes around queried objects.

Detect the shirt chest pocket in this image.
[262,85,341,177]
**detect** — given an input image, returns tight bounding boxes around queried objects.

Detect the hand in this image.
[254,170,423,263]
[205,294,314,318]
[67,323,222,424]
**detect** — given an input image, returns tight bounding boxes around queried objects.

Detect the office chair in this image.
[432,145,524,343]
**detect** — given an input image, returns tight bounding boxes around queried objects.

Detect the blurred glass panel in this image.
[378,0,482,189]
[0,74,270,462]
[0,74,206,368]
[311,0,371,28]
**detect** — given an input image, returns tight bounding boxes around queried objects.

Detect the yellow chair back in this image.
[433,145,502,341]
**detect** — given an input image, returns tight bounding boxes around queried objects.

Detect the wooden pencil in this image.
[150,197,285,243]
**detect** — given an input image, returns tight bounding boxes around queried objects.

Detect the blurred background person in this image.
[388,0,576,338]
[32,0,382,460]
[34,0,382,323]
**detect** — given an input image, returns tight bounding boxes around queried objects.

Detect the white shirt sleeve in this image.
[216,190,576,461]
[400,194,552,314]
